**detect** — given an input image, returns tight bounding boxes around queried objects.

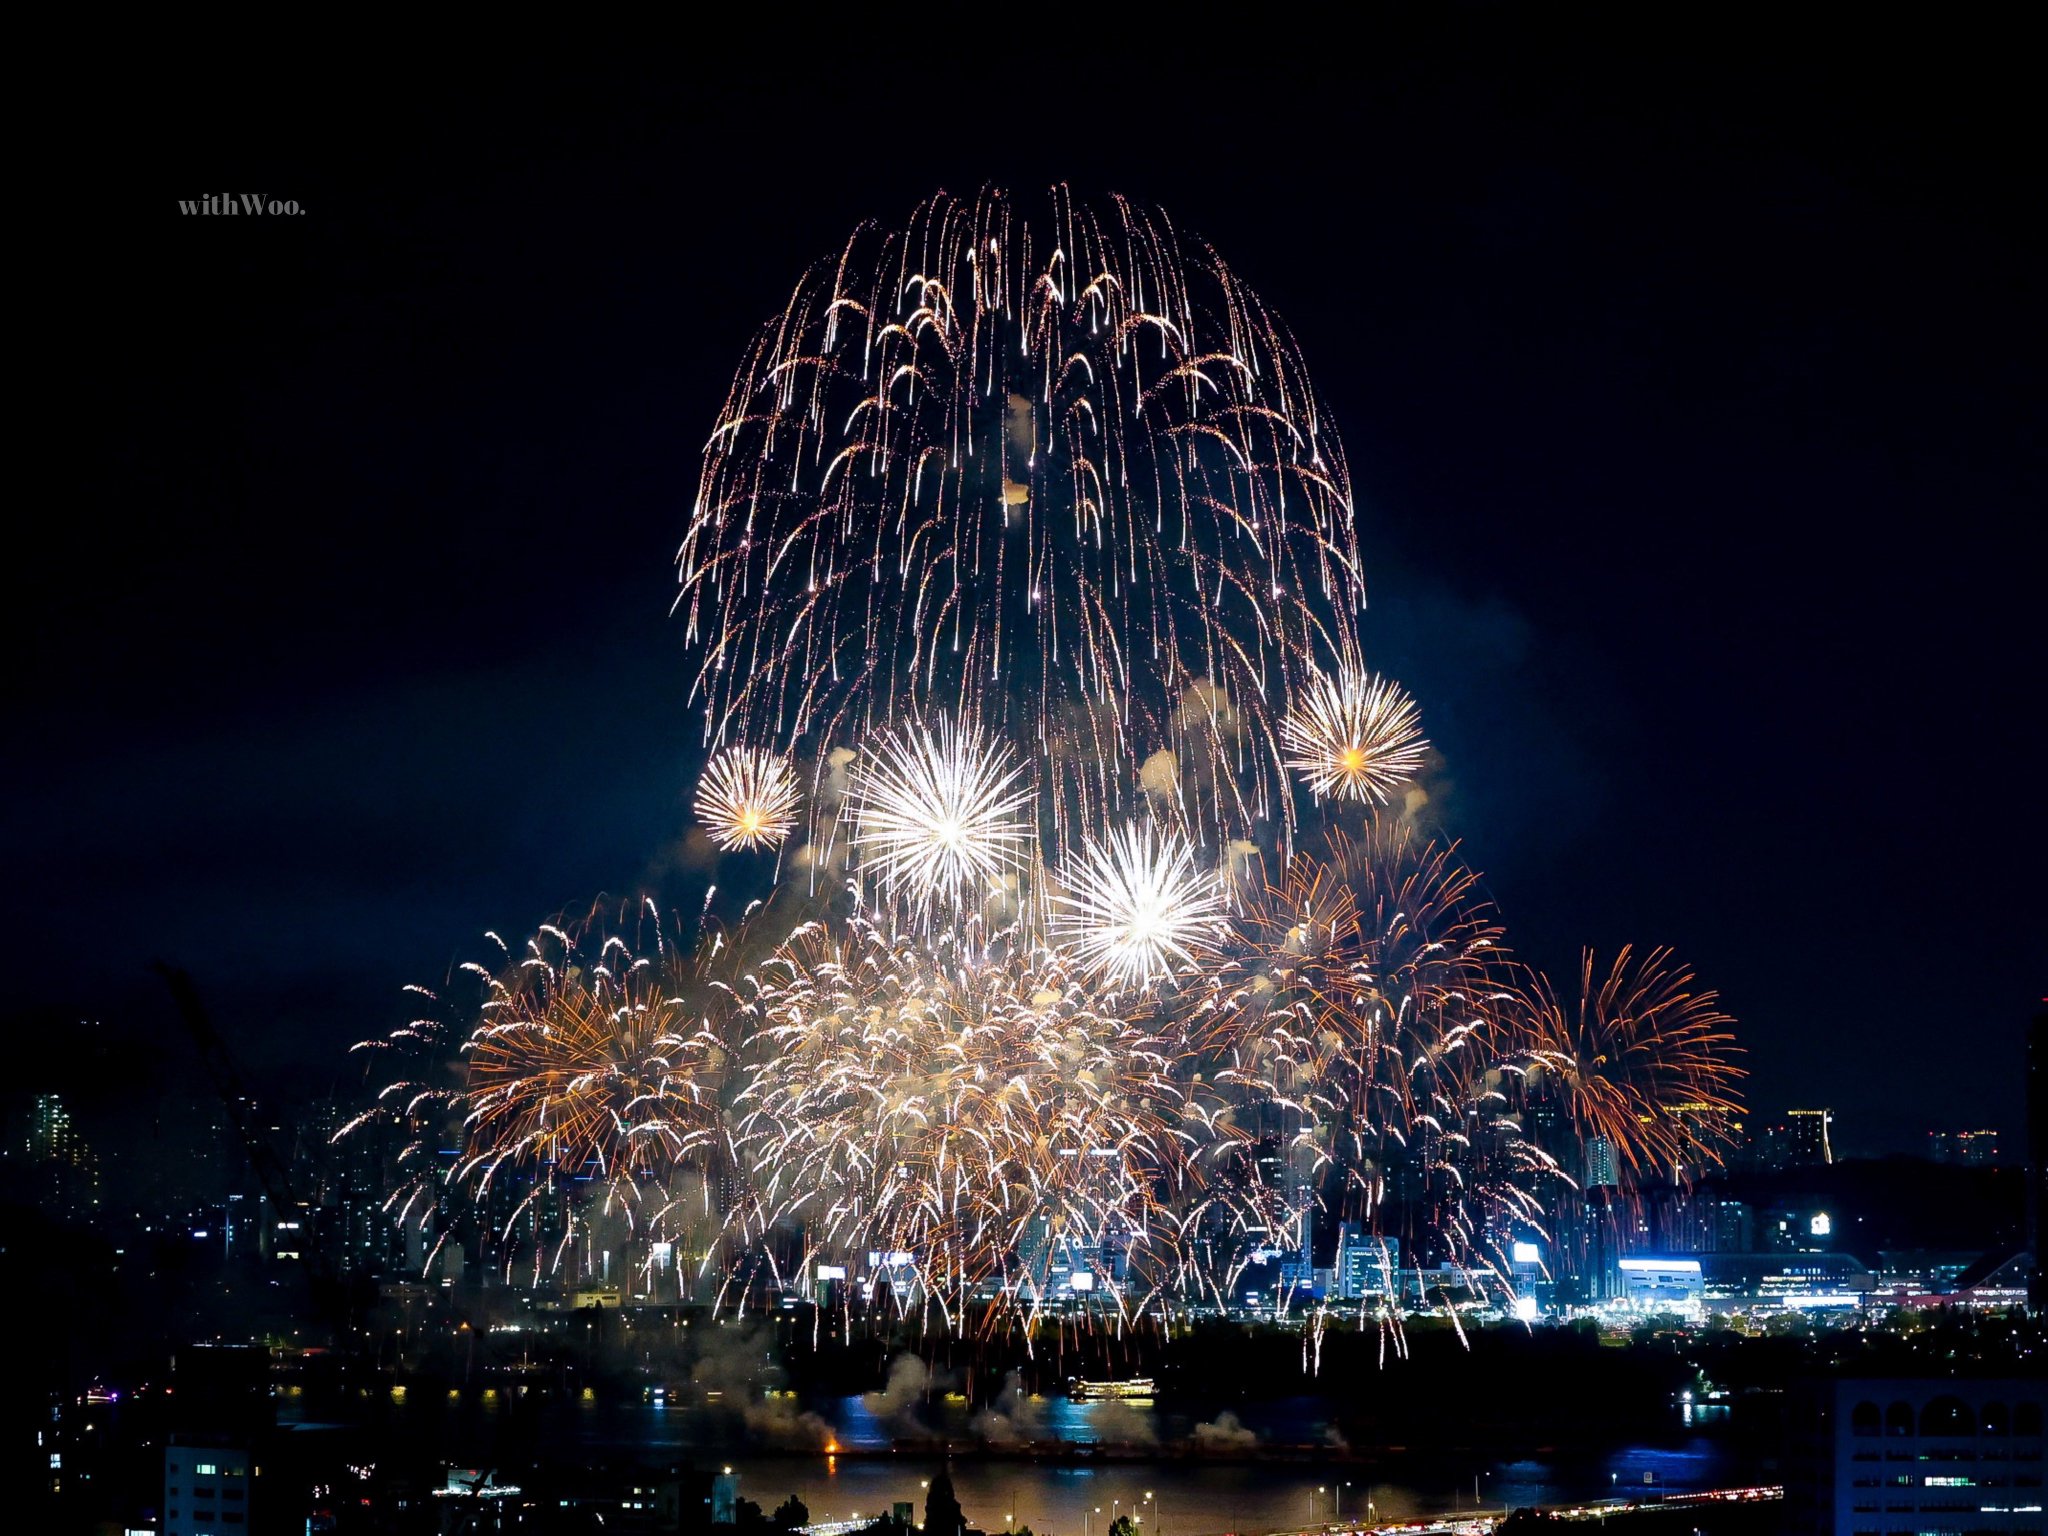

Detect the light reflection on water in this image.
[299,1391,1758,1533]
[615,1394,1745,1532]
[711,1436,1747,1536]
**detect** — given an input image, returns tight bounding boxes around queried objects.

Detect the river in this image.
[286,1385,1761,1533]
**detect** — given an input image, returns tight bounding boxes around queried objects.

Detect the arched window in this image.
[1981,1400,2009,1436]
[1920,1396,1975,1437]
[1852,1401,1882,1436]
[1887,1401,1914,1437]
[2016,1400,2042,1436]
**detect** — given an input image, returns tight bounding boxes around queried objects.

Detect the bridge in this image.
[807,1486,1784,1536]
[1256,1485,1783,1536]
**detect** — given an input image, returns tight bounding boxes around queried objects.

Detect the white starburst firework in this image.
[695,747,802,850]
[848,716,1034,915]
[1280,665,1428,803]
[1053,822,1224,989]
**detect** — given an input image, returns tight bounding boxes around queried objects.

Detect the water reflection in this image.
[293,1389,1759,1532]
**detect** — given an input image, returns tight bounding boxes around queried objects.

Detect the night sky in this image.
[23,33,2043,1154]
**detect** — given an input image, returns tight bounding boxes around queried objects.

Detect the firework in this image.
[344,901,731,1284]
[696,746,802,850]
[847,715,1035,918]
[727,913,1219,1322]
[1516,946,1746,1184]
[676,189,1368,865]
[333,191,1752,1358]
[1051,822,1225,989]
[1279,665,1427,803]
[1200,817,1510,1153]
[1185,815,1557,1318]
[459,912,726,1205]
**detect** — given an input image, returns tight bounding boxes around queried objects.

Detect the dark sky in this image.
[20,31,2044,1154]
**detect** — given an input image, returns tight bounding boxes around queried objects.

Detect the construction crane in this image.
[154,963,302,1222]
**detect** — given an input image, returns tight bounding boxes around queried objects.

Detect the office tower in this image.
[2029,1004,2046,1310]
[1787,1108,1834,1165]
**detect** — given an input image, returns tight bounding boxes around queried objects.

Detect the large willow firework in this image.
[676,188,1371,864]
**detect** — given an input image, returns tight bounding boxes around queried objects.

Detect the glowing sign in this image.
[1511,1241,1541,1265]
[1810,1212,1831,1236]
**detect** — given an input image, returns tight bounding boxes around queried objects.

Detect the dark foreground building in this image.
[1788,1377,2046,1535]
[2031,1004,2046,1311]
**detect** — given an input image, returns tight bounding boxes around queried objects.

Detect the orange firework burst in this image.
[1516,946,1746,1185]
[343,900,734,1284]
[459,907,727,1212]
[1201,816,1511,1152]
[1190,816,1553,1310]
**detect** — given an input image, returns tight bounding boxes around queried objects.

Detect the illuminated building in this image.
[2030,1004,2046,1312]
[1787,1378,2045,1536]
[1616,1256,1704,1312]
[1709,1196,1754,1252]
[1584,1136,1618,1190]
[1695,1251,1874,1311]
[1927,1128,2001,1166]
[163,1445,256,1536]
[18,1094,99,1224]
[1332,1222,1399,1300]
[1787,1108,1835,1166]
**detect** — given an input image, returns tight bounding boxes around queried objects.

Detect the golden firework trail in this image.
[1515,945,1747,1185]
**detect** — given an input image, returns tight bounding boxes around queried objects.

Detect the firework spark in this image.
[847,716,1035,917]
[727,913,1219,1322]
[1516,946,1746,1184]
[1052,822,1225,989]
[343,901,730,1284]
[696,746,802,850]
[1280,665,1428,803]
